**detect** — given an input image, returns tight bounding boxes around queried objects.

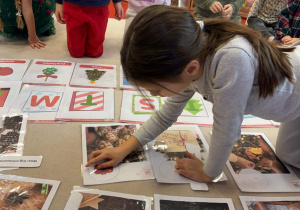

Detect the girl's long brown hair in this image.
[121,5,294,98]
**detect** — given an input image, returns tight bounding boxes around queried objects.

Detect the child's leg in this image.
[124,8,137,33]
[276,116,300,169]
[63,2,87,58]
[85,6,109,58]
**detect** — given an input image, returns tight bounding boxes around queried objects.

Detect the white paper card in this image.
[120,90,214,126]
[9,85,65,123]
[149,125,227,191]
[70,63,116,88]
[0,59,30,81]
[0,81,22,115]
[65,186,152,210]
[22,59,75,86]
[0,174,60,210]
[0,156,42,167]
[225,132,300,192]
[239,196,300,210]
[82,124,154,185]
[56,87,114,121]
[154,194,235,210]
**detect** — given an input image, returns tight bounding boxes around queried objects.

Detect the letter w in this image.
[30,95,60,107]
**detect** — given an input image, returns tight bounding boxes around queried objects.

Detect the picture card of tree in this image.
[22,59,75,86]
[65,187,152,210]
[8,85,65,123]
[225,133,300,192]
[0,59,30,81]
[70,63,116,89]
[82,123,154,185]
[149,125,227,191]
[154,194,235,210]
[120,90,214,126]
[239,196,300,210]
[56,87,114,122]
[0,81,22,115]
[0,174,60,210]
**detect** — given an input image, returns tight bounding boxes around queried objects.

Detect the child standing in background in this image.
[247,0,287,41]
[86,6,300,182]
[125,0,171,31]
[193,0,244,24]
[55,0,123,58]
[276,0,300,45]
[0,0,55,49]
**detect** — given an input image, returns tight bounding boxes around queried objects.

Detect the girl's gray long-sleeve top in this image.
[133,36,300,178]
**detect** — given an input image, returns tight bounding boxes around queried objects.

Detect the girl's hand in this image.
[210,2,223,13]
[28,35,46,49]
[222,4,233,19]
[284,38,300,45]
[55,3,65,24]
[175,151,214,182]
[282,35,292,43]
[114,2,124,21]
[85,147,127,169]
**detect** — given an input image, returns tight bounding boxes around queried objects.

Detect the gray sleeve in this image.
[133,89,195,146]
[203,47,255,178]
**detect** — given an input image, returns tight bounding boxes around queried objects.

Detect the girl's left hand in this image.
[114,2,124,21]
[28,35,46,49]
[222,4,233,19]
[284,38,300,45]
[175,151,214,182]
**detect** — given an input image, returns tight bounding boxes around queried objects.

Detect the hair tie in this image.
[196,20,204,30]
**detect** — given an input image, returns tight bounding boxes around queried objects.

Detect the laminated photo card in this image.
[82,123,154,185]
[0,114,27,171]
[0,174,60,210]
[240,196,300,210]
[225,132,300,192]
[154,194,235,210]
[149,125,227,191]
[120,90,214,126]
[9,85,65,123]
[65,186,152,210]
[0,81,22,115]
[56,87,114,121]
[0,59,30,81]
[22,59,75,86]
[70,63,116,89]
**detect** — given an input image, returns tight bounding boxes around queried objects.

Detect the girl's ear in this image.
[184,60,200,76]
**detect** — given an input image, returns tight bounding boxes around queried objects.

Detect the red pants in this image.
[63,2,109,58]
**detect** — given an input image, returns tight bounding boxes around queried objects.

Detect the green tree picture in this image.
[86,69,106,84]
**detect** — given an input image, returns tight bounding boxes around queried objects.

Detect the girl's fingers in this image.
[90,150,102,160]
[175,163,184,169]
[97,160,115,169]
[185,151,198,160]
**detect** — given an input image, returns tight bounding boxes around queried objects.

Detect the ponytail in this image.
[201,19,294,98]
[15,0,24,30]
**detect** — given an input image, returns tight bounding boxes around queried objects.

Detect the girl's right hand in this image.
[85,147,127,169]
[55,3,65,24]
